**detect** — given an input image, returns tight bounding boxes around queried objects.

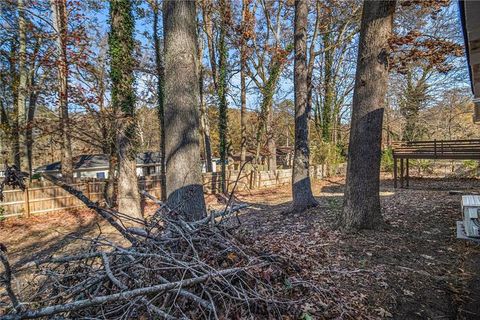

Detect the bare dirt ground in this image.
[1,176,480,319]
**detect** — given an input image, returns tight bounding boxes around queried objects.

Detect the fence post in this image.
[23,186,31,217]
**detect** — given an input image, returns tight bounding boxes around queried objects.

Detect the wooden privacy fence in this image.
[0,165,345,219]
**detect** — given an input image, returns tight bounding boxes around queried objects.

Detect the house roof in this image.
[35,152,162,173]
[459,0,480,121]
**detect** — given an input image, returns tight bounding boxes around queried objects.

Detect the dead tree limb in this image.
[3,267,242,320]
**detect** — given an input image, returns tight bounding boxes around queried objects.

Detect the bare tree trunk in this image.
[26,86,37,179]
[202,0,218,92]
[198,36,213,173]
[17,0,28,172]
[291,0,318,213]
[152,1,167,201]
[25,40,41,179]
[163,0,206,221]
[341,0,396,230]
[9,39,20,169]
[50,0,73,183]
[109,0,142,224]
[240,0,248,166]
[266,108,276,171]
[217,0,229,193]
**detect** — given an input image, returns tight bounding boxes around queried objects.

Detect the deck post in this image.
[400,158,404,188]
[406,159,410,188]
[393,155,398,188]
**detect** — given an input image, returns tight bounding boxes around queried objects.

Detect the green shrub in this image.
[381,147,394,172]
[311,141,345,166]
[0,206,5,222]
[463,160,479,171]
[412,159,434,174]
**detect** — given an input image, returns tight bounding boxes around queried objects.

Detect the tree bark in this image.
[341,0,396,230]
[163,0,207,221]
[17,0,28,172]
[109,0,143,224]
[240,2,248,166]
[291,0,318,212]
[152,1,167,201]
[50,0,74,183]
[198,30,213,173]
[218,0,229,193]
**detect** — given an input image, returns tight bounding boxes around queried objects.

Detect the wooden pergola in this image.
[392,139,480,188]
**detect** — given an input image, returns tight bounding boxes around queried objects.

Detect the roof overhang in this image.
[460,0,480,122]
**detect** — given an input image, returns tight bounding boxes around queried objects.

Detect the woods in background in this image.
[0,0,473,229]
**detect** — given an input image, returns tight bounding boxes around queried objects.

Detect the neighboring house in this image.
[35,152,162,180]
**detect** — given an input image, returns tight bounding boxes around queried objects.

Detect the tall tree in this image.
[163,0,207,221]
[218,0,229,194]
[240,0,250,165]
[50,0,73,182]
[247,1,293,171]
[341,0,396,230]
[291,0,318,213]
[199,0,215,173]
[109,0,143,223]
[16,0,27,172]
[149,0,167,201]
[197,28,214,173]
[238,0,253,167]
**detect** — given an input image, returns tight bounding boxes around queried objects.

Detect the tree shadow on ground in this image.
[10,212,105,269]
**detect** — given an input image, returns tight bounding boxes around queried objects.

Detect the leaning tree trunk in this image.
[341,0,396,230]
[163,0,206,221]
[291,0,318,213]
[109,0,143,224]
[50,0,73,183]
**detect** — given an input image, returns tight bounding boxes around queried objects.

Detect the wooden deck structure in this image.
[392,139,480,188]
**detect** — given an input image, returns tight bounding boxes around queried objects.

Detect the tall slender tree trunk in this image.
[291,0,318,212]
[26,85,37,179]
[109,0,143,224]
[17,0,28,172]
[218,0,229,193]
[240,44,247,166]
[198,32,213,173]
[321,33,335,143]
[163,0,206,221]
[240,0,250,167]
[341,0,396,230]
[152,1,167,201]
[9,39,20,168]
[25,41,41,179]
[50,0,73,183]
[266,106,276,171]
[198,1,214,173]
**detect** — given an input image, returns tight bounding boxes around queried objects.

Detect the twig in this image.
[3,267,243,320]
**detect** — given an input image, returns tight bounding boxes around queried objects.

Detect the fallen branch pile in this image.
[1,178,306,319]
